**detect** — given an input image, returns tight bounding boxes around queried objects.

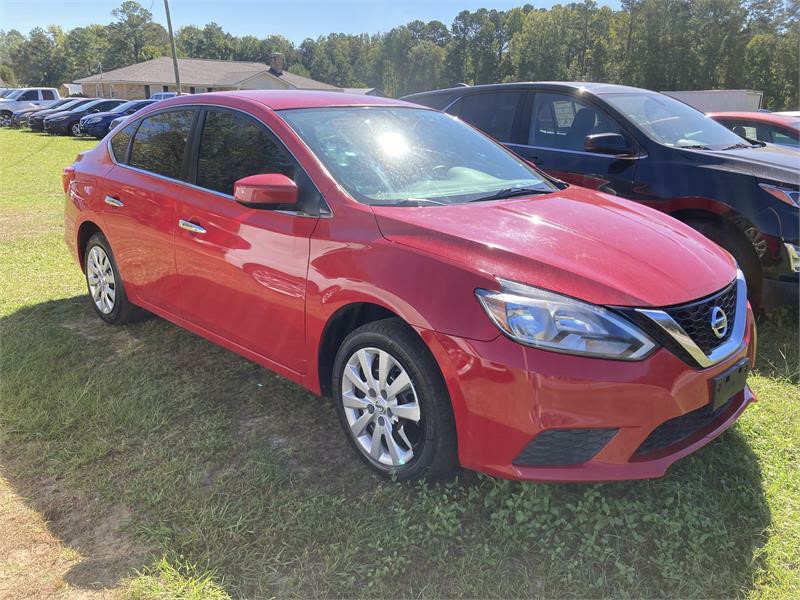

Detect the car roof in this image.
[159,90,410,111]
[707,111,800,126]
[402,81,648,100]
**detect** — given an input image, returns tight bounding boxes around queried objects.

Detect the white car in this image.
[775,111,800,118]
[0,88,61,126]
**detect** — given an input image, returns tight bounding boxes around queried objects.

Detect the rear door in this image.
[446,90,527,146]
[174,106,320,373]
[101,108,197,312]
[512,91,640,194]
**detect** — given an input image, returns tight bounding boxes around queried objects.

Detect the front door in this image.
[174,107,319,373]
[510,91,639,196]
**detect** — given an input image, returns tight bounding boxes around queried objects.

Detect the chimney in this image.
[269,52,284,75]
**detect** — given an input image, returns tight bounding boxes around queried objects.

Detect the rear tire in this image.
[332,318,458,481]
[84,232,141,325]
[685,218,762,308]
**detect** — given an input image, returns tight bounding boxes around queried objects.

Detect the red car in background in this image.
[63,91,756,482]
[709,111,799,149]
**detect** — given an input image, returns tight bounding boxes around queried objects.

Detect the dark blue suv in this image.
[79,99,157,138]
[403,82,799,309]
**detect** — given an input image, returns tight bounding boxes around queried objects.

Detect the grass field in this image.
[0,127,798,599]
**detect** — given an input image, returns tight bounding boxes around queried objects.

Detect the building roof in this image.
[75,56,339,90]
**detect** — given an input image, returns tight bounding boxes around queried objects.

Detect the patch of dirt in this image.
[60,319,143,358]
[0,210,60,244]
[0,474,116,599]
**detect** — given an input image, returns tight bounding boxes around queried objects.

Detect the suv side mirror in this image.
[234,173,298,207]
[585,133,631,155]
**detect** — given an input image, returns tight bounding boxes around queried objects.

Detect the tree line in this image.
[0,0,797,109]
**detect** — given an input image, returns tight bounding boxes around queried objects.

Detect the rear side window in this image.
[42,90,56,100]
[456,92,523,142]
[110,122,137,163]
[196,109,294,195]
[129,110,195,180]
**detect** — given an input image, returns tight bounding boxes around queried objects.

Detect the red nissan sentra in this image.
[63,91,756,482]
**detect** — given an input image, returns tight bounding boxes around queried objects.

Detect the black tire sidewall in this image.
[332,320,456,481]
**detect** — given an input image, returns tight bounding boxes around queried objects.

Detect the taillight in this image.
[62,166,75,193]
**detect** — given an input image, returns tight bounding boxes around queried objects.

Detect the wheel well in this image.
[317,303,400,397]
[669,209,762,282]
[77,221,102,271]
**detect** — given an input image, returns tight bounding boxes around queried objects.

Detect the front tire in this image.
[84,232,140,325]
[69,122,81,136]
[332,318,458,481]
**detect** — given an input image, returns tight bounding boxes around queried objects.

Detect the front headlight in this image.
[475,278,656,360]
[760,183,800,208]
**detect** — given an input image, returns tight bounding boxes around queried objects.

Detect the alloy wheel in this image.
[71,123,81,136]
[341,347,422,467]
[86,245,116,314]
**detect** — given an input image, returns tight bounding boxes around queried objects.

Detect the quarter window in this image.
[110,122,137,163]
[129,110,195,180]
[456,92,523,142]
[196,109,294,195]
[530,92,623,151]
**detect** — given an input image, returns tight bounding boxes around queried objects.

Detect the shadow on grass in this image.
[0,295,775,598]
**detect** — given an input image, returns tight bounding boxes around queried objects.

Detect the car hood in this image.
[43,110,75,120]
[372,186,736,308]
[691,144,800,185]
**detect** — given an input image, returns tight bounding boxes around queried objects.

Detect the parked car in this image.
[708,111,799,148]
[0,87,60,125]
[403,82,799,309]
[63,91,756,482]
[149,91,178,100]
[776,111,800,118]
[11,97,77,128]
[79,99,156,138]
[44,98,125,136]
[29,98,96,132]
[107,115,126,131]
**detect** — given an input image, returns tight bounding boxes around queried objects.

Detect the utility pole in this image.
[164,0,182,93]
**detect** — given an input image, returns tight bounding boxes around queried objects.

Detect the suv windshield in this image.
[279,107,555,206]
[603,92,747,149]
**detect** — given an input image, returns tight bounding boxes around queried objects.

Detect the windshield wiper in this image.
[373,198,448,207]
[469,187,553,203]
[723,142,763,150]
[676,144,711,150]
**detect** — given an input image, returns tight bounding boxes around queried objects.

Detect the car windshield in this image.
[72,99,103,112]
[279,107,555,205]
[55,99,83,111]
[0,89,17,98]
[110,100,146,113]
[602,92,748,149]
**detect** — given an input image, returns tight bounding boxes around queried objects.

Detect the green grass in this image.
[0,127,798,599]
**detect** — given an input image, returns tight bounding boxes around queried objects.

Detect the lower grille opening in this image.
[512,428,618,467]
[634,397,736,457]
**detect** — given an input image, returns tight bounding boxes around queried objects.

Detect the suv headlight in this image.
[760,183,800,208]
[475,278,656,360]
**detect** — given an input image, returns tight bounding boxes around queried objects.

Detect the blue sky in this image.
[1,0,621,43]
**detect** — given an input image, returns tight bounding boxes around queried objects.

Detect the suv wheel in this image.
[332,318,457,481]
[0,112,11,127]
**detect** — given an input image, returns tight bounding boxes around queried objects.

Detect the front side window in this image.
[456,92,523,143]
[279,107,555,206]
[18,90,38,101]
[603,92,745,149]
[530,92,623,150]
[129,110,195,179]
[196,109,294,195]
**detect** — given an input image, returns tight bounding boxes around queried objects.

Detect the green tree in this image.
[106,1,168,69]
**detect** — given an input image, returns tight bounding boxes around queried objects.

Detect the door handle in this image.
[104,195,124,207]
[179,219,207,234]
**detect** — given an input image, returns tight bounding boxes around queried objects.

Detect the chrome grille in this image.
[664,281,737,355]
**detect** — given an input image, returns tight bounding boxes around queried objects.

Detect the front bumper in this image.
[44,119,70,134]
[423,307,756,482]
[81,121,108,138]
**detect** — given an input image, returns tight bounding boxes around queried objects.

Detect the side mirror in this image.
[234,173,298,207]
[585,133,631,155]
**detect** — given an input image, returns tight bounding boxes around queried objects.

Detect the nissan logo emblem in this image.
[710,306,728,339]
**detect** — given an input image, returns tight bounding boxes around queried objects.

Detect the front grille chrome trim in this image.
[635,269,747,368]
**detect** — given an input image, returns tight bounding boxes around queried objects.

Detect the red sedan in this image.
[63,91,756,482]
[708,111,799,148]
